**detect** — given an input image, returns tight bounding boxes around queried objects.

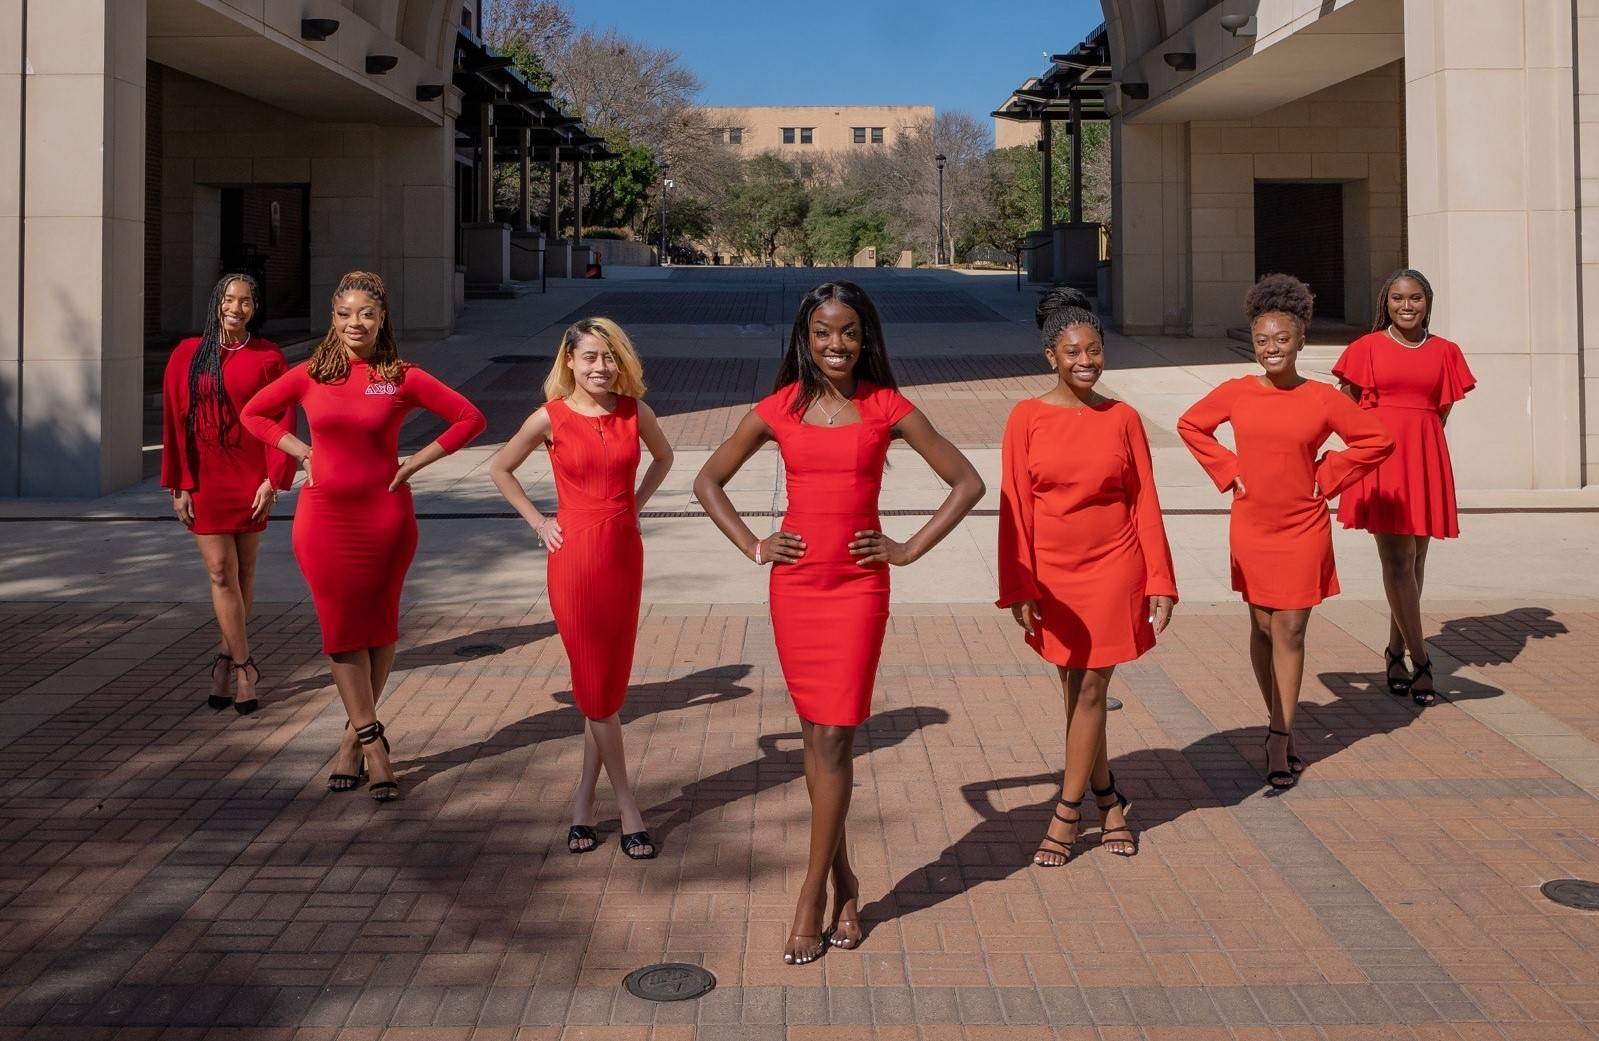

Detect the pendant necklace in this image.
[816,394,848,425]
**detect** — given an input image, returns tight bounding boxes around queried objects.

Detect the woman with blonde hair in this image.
[243,271,486,801]
[489,317,674,858]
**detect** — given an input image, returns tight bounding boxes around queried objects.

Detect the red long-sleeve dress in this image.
[544,396,644,720]
[997,399,1178,667]
[241,361,485,654]
[1332,332,1476,538]
[755,381,916,727]
[1178,377,1393,610]
[161,338,296,534]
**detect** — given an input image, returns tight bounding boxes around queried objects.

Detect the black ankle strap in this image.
[1091,771,1118,798]
[1268,727,1291,737]
[1412,658,1432,677]
[354,721,385,745]
[229,656,256,671]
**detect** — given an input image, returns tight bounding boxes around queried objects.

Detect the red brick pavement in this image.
[0,597,1596,1039]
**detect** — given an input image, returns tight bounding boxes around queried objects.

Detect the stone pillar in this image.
[1404,0,1582,489]
[1039,118,1053,233]
[518,127,530,232]
[1068,96,1083,224]
[476,100,493,223]
[546,152,559,240]
[3,0,146,496]
[571,159,583,241]
[1109,118,1190,335]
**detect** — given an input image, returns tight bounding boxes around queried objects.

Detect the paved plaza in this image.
[0,268,1597,1040]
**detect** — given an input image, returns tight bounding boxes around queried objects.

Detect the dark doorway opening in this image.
[221,185,311,335]
[1254,182,1344,319]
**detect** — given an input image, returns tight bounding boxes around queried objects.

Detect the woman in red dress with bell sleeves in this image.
[488,318,674,862]
[1333,269,1475,705]
[242,272,485,801]
[695,282,983,966]
[161,273,295,715]
[1178,275,1392,790]
[998,289,1177,866]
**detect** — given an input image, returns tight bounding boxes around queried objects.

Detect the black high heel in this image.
[1091,774,1138,857]
[230,657,260,716]
[354,721,399,801]
[327,722,367,793]
[1033,794,1082,866]
[1384,647,1411,697]
[1264,728,1297,790]
[207,654,232,711]
[1260,731,1306,775]
[1409,658,1436,706]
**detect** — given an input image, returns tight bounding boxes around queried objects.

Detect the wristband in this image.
[753,540,763,565]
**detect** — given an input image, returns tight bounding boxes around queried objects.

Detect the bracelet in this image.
[752,540,763,565]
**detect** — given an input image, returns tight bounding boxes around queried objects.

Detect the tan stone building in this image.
[994,118,1042,150]
[699,105,933,166]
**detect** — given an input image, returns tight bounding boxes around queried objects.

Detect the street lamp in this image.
[935,153,947,266]
[659,162,672,266]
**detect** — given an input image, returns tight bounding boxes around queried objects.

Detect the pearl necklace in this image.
[1385,326,1427,349]
[220,334,252,352]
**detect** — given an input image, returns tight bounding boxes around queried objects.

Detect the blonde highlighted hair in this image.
[307,271,406,384]
[543,317,647,401]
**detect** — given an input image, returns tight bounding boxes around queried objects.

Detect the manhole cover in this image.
[623,963,715,1002]
[490,354,546,364]
[1542,879,1599,910]
[453,643,505,658]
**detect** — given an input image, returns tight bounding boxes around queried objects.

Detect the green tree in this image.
[725,155,808,264]
[641,194,713,245]
[582,140,658,232]
[800,187,894,266]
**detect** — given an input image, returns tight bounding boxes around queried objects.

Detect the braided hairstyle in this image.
[776,281,898,416]
[307,271,406,385]
[1372,268,1434,333]
[1245,273,1315,333]
[1036,286,1102,348]
[186,272,262,447]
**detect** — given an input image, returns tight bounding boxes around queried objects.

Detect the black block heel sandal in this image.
[1384,647,1411,697]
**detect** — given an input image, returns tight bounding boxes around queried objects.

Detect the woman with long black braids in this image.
[161,273,296,715]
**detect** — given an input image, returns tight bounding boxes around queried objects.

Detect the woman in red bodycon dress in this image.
[488,318,674,860]
[1178,275,1392,790]
[161,273,296,715]
[1333,270,1475,705]
[242,271,486,801]
[695,281,984,965]
[998,288,1177,865]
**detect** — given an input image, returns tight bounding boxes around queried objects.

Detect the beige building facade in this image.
[1100,0,1594,490]
[699,105,932,162]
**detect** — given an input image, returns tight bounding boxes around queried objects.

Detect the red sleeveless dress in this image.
[545,396,644,720]
[754,382,916,726]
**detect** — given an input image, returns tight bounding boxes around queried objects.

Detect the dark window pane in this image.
[800,127,813,144]
[870,127,883,143]
[782,127,795,144]
[852,127,865,144]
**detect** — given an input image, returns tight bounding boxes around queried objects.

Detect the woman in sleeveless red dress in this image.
[1332,270,1475,706]
[695,281,984,966]
[243,272,485,801]
[1179,276,1392,791]
[488,318,674,861]
[161,273,296,715]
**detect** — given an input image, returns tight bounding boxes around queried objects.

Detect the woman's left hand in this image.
[850,530,915,566]
[389,458,417,491]
[249,479,276,521]
[1147,595,1175,634]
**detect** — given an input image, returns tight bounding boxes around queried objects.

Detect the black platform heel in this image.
[1264,728,1297,790]
[1033,794,1082,867]
[1410,658,1436,706]
[230,657,260,716]
[354,721,399,802]
[1384,647,1411,697]
[207,654,232,711]
[1091,774,1138,857]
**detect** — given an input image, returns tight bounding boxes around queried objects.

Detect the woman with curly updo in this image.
[242,272,486,801]
[1178,274,1392,790]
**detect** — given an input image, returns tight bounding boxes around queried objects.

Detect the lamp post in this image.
[659,162,671,266]
[935,153,947,266]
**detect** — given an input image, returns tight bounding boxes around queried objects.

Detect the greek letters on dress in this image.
[997,399,1178,667]
[160,337,296,534]
[754,382,916,727]
[1332,332,1476,538]
[241,361,486,655]
[1178,377,1393,610]
[544,396,644,720]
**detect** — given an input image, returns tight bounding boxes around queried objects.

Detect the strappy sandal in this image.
[1091,773,1138,857]
[327,722,366,793]
[1261,731,1306,775]
[1384,647,1411,697]
[567,824,598,854]
[1033,794,1082,867]
[1409,658,1436,706]
[783,933,825,965]
[1264,728,1297,790]
[229,657,260,716]
[207,654,232,711]
[621,830,657,860]
[354,720,399,802]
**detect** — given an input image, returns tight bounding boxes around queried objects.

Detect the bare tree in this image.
[481,0,574,87]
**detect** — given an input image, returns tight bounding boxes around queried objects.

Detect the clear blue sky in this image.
[563,0,1104,142]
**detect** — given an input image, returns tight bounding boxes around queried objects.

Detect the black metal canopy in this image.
[452,25,613,163]
[993,23,1113,124]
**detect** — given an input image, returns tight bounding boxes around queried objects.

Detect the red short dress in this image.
[755,381,916,727]
[160,338,296,534]
[1332,331,1476,538]
[997,399,1178,668]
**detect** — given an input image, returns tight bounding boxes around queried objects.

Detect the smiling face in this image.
[565,332,618,395]
[218,279,256,340]
[1385,276,1428,336]
[808,299,862,383]
[1251,312,1304,377]
[1045,323,1104,393]
[333,290,383,357]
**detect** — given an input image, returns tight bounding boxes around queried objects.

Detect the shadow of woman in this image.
[1428,606,1568,669]
[395,663,756,792]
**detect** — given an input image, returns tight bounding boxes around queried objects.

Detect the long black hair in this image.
[186,272,262,446]
[1372,268,1434,333]
[775,280,897,416]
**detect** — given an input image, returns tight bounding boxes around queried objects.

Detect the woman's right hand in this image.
[171,490,194,527]
[301,451,315,487]
[534,515,564,550]
[1010,600,1039,636]
[1230,475,1247,498]
[754,530,806,565]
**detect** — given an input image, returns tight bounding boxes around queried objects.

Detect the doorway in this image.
[221,185,311,334]
[1254,182,1344,320]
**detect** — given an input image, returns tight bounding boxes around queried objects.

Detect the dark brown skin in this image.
[693,298,984,964]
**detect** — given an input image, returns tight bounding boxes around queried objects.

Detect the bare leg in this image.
[569,721,603,850]
[194,534,249,697]
[1247,606,1295,764]
[1375,533,1424,692]
[826,827,861,948]
[786,720,854,964]
[1407,536,1435,698]
[1037,666,1112,865]
[330,642,398,789]
[585,714,651,856]
[328,648,395,792]
[1264,608,1311,783]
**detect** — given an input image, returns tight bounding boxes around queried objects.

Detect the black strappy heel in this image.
[229,657,260,716]
[207,653,232,711]
[1091,774,1138,857]
[1260,732,1306,775]
[1384,647,1411,697]
[354,721,399,801]
[1264,728,1297,790]
[621,830,657,860]
[1033,794,1082,866]
[567,825,598,853]
[1409,658,1436,706]
[327,722,366,793]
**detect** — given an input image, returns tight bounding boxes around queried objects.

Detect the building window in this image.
[852,127,866,144]
[870,127,884,144]
[800,127,814,144]
[782,127,795,144]
[728,127,742,144]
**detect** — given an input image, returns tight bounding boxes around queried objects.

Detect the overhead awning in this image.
[452,26,611,162]
[993,24,1113,125]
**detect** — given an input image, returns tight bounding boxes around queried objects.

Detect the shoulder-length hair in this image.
[775,280,897,416]
[544,317,647,401]
[306,271,406,384]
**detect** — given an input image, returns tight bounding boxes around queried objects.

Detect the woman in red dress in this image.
[161,273,296,715]
[242,272,486,801]
[1333,270,1475,705]
[695,281,984,965]
[1178,275,1392,790]
[998,288,1177,865]
[488,317,674,860]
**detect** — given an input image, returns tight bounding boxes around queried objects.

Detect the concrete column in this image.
[1404,0,1582,489]
[1039,118,1053,232]
[1068,96,1083,224]
[1109,118,1190,335]
[571,159,583,241]
[546,153,559,239]
[518,127,530,232]
[381,118,458,337]
[1577,3,1599,484]
[4,0,146,496]
[476,100,492,222]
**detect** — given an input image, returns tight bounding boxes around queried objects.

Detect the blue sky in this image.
[564,0,1104,141]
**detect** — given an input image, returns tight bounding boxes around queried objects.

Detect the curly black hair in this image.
[1372,268,1434,333]
[1245,273,1314,331]
[1036,286,1102,348]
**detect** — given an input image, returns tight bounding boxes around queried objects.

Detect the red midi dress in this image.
[241,361,486,655]
[1178,377,1393,610]
[997,399,1178,668]
[161,337,296,534]
[1332,332,1476,538]
[544,396,644,720]
[755,381,916,727]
